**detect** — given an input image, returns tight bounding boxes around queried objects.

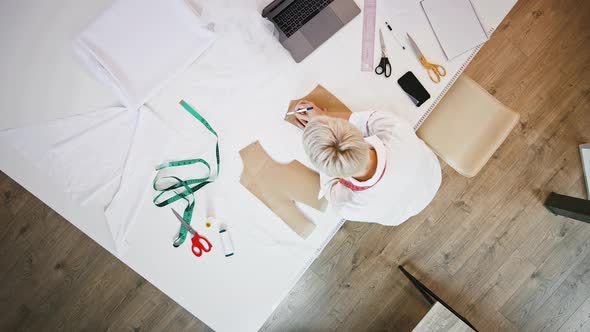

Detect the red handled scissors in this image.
[171,208,212,257]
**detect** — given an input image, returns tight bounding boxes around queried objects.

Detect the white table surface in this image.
[0,0,516,330]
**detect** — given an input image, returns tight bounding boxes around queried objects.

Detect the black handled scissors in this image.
[374,29,392,78]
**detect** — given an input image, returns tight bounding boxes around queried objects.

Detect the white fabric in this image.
[0,107,194,253]
[0,0,116,130]
[63,0,217,252]
[319,111,442,225]
[73,0,215,111]
[0,107,136,205]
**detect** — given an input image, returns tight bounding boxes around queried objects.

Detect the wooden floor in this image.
[2,0,590,330]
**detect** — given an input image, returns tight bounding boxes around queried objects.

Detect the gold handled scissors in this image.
[407,33,446,83]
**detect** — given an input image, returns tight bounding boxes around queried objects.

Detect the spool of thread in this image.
[219,227,234,257]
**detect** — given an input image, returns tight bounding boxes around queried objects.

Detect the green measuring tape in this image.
[152,100,219,247]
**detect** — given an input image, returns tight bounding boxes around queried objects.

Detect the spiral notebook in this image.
[421,0,489,60]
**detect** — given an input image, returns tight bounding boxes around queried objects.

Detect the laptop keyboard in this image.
[274,0,334,37]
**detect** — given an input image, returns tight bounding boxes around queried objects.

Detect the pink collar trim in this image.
[338,163,387,192]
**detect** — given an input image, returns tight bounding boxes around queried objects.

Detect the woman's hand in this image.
[293,100,328,128]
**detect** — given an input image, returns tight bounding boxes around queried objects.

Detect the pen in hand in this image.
[286,106,313,115]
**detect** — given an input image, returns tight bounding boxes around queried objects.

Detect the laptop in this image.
[262,0,360,63]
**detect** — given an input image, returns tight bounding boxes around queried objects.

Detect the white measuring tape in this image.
[360,0,377,71]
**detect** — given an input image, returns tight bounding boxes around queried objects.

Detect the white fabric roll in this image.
[73,0,215,111]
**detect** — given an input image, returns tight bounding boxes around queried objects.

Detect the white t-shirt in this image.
[318,111,442,226]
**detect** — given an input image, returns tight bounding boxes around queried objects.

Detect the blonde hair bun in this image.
[302,116,369,178]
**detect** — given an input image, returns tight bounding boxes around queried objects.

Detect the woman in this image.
[294,100,441,225]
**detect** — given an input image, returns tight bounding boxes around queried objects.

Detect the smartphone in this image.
[397,71,430,107]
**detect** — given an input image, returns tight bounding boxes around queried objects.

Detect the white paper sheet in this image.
[421,0,489,60]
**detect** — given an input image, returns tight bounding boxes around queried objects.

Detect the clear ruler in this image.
[360,0,377,71]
